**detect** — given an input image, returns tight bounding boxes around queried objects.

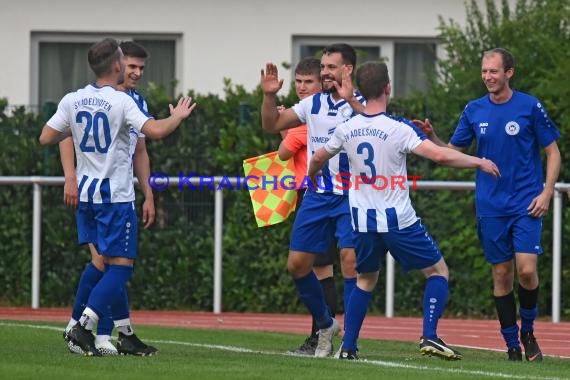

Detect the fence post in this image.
[32,180,42,309]
[552,190,562,323]
[213,189,223,314]
[385,254,395,317]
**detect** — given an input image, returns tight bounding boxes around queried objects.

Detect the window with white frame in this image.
[31,33,178,110]
[292,37,437,98]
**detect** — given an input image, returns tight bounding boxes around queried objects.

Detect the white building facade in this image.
[1,0,507,108]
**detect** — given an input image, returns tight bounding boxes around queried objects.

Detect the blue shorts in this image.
[477,214,543,264]
[76,201,138,259]
[354,220,442,273]
[289,191,353,254]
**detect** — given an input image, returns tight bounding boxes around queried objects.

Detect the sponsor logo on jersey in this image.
[311,136,330,144]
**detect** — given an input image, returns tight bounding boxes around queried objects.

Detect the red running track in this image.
[1,307,568,358]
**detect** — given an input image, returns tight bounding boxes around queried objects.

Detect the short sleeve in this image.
[282,125,306,154]
[46,94,73,133]
[124,95,151,133]
[399,119,426,154]
[450,105,475,148]
[532,101,560,147]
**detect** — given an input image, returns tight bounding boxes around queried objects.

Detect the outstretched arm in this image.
[141,96,196,139]
[413,140,500,177]
[411,118,448,147]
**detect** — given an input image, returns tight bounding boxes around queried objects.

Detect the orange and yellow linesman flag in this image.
[242,151,298,227]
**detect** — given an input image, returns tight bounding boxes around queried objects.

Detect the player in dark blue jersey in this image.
[414,48,561,362]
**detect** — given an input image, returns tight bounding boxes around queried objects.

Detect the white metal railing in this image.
[0,176,567,321]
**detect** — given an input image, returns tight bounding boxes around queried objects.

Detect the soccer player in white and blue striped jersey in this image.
[39,38,196,356]
[261,44,365,357]
[414,48,561,362]
[308,62,500,360]
[59,41,158,356]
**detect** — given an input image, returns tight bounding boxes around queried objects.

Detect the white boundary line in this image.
[0,322,567,380]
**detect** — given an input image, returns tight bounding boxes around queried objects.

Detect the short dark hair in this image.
[322,43,357,67]
[356,61,390,100]
[119,41,149,59]
[88,38,122,77]
[295,57,321,77]
[484,47,515,71]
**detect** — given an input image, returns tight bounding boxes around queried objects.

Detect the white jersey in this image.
[325,112,425,232]
[47,83,151,203]
[292,92,364,195]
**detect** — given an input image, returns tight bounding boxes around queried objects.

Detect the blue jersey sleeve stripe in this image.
[385,113,427,140]
[128,90,152,118]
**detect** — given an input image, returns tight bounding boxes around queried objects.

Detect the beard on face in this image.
[321,77,339,94]
[322,85,335,94]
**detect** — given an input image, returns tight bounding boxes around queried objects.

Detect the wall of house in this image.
[0,0,507,105]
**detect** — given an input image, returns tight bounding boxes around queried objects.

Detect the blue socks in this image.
[342,286,372,351]
[520,306,538,334]
[111,285,130,322]
[501,324,521,350]
[71,263,103,321]
[94,263,113,336]
[86,264,133,319]
[343,277,356,319]
[422,275,448,339]
[294,272,331,329]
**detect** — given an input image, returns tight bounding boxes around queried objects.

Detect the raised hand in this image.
[412,118,435,137]
[169,96,197,120]
[260,63,284,95]
[334,66,354,100]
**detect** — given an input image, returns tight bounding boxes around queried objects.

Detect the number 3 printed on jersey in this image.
[77,111,111,153]
[357,142,376,179]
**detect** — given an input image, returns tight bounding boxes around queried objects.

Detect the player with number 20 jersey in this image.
[48,84,151,204]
